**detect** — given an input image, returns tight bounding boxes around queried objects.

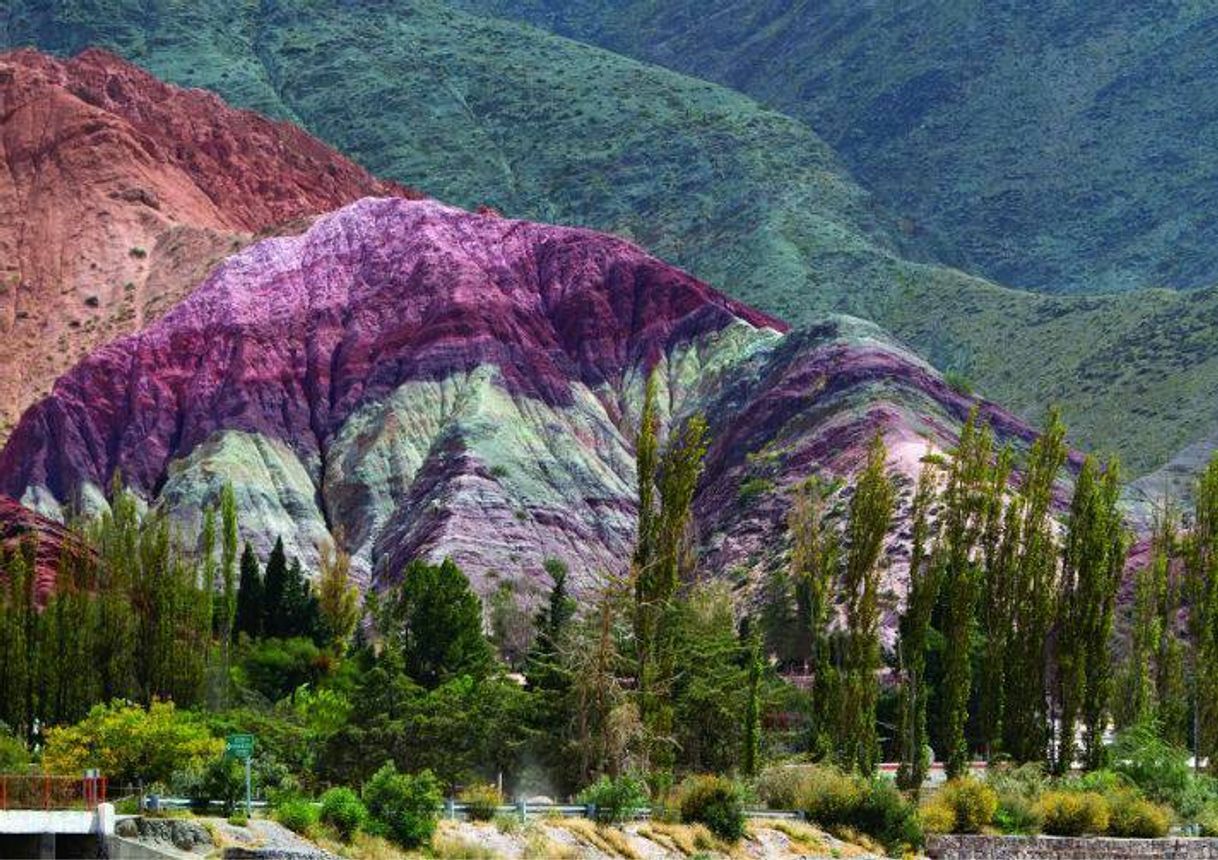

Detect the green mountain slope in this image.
[5,1,1218,475]
[453,0,1218,297]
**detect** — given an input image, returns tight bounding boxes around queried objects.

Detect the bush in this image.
[986,763,1045,835]
[793,765,865,826]
[361,762,442,848]
[918,799,955,834]
[0,728,28,771]
[1110,722,1210,815]
[227,812,249,827]
[275,799,319,834]
[1037,791,1109,836]
[459,783,503,822]
[1199,803,1218,836]
[676,775,745,842]
[937,777,998,833]
[790,766,918,852]
[1107,792,1170,838]
[851,778,921,852]
[575,774,650,825]
[320,786,367,841]
[755,765,809,810]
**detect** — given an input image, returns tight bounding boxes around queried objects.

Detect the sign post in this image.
[225,734,255,816]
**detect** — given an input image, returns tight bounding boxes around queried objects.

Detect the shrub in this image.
[1107,792,1170,838]
[919,799,955,834]
[1037,791,1109,836]
[937,777,998,833]
[227,812,249,827]
[459,783,503,822]
[320,786,367,841]
[791,766,918,852]
[986,763,1045,834]
[755,765,809,810]
[1111,722,1207,815]
[575,774,650,825]
[361,762,442,848]
[185,755,245,815]
[1199,803,1218,836]
[0,728,28,771]
[275,799,319,834]
[851,778,921,852]
[676,775,745,842]
[793,765,865,826]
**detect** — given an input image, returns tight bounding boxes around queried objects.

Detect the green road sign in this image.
[225,733,255,759]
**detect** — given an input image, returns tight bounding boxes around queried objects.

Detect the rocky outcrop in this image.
[0,48,415,442]
[0,197,1036,605]
[0,496,84,605]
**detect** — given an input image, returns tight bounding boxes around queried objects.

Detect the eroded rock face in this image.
[0,47,415,442]
[0,197,1035,607]
[0,496,83,605]
[0,197,782,589]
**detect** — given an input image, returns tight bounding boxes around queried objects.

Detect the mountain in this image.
[5,1,1217,477]
[454,0,1218,296]
[0,197,1036,604]
[0,496,81,606]
[0,47,413,442]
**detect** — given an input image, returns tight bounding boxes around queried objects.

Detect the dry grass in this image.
[524,824,580,859]
[829,825,885,857]
[759,819,831,856]
[312,831,410,860]
[428,818,499,857]
[552,818,639,859]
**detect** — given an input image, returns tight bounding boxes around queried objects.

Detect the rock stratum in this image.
[0,47,414,442]
[0,197,1038,607]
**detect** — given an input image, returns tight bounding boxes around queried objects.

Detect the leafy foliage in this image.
[320,786,367,841]
[675,774,745,841]
[42,699,221,786]
[575,773,650,825]
[361,761,442,848]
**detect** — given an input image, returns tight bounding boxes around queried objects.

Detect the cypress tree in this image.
[234,543,263,639]
[262,537,289,635]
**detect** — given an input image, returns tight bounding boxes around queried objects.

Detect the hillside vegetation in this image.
[455,0,1218,295]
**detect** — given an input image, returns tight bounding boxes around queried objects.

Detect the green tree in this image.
[317,537,360,651]
[234,543,263,639]
[1002,408,1068,765]
[631,369,709,773]
[262,538,289,635]
[381,558,493,689]
[837,433,895,775]
[896,460,940,792]
[42,699,221,786]
[787,475,839,757]
[939,410,995,778]
[1186,454,1218,773]
[1056,455,1127,772]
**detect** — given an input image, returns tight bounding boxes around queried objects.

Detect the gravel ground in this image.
[206,817,339,859]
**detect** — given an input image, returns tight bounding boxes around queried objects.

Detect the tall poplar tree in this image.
[1186,454,1218,773]
[788,475,839,756]
[939,410,994,778]
[897,461,940,792]
[1002,409,1068,765]
[837,433,895,775]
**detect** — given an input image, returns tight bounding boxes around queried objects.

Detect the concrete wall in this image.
[927,834,1218,859]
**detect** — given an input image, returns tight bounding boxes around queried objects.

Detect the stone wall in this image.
[926,834,1218,859]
